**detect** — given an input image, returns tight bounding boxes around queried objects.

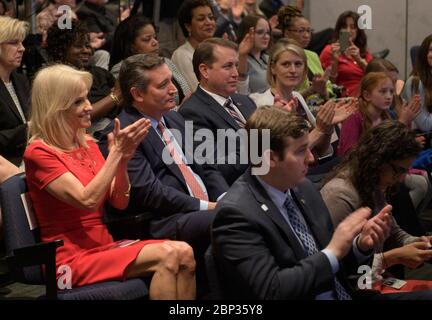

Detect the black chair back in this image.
[1,174,42,284]
[0,174,150,299]
[204,246,224,300]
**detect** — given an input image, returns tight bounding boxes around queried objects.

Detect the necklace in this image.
[270,88,293,101]
[64,145,97,176]
[80,146,97,176]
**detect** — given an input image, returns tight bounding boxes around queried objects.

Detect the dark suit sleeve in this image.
[0,75,29,163]
[0,124,27,155]
[191,128,229,199]
[126,144,201,215]
[180,105,249,185]
[196,164,229,201]
[98,124,201,216]
[299,179,372,291]
[212,205,336,299]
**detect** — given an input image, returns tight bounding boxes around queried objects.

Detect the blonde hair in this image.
[29,64,93,149]
[267,39,307,88]
[0,16,29,54]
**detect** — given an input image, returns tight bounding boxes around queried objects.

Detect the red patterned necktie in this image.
[158,121,209,201]
[224,98,245,128]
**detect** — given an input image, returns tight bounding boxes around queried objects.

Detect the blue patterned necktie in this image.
[284,193,352,300]
[224,98,245,128]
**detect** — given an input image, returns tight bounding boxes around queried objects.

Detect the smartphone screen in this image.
[339,31,350,52]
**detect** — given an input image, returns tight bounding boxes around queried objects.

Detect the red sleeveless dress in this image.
[24,139,163,288]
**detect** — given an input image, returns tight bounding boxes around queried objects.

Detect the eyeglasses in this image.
[389,162,409,178]
[288,28,314,35]
[255,29,271,37]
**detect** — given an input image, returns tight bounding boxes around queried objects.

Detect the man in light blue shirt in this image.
[98,55,229,298]
[212,106,399,299]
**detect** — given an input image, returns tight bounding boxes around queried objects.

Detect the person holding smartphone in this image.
[320,10,373,97]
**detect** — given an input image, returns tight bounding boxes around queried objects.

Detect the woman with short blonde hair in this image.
[0,15,28,44]
[24,64,197,299]
[250,40,355,158]
[0,16,30,166]
[29,64,92,149]
[266,40,308,88]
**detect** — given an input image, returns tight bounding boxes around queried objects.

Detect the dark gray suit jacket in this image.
[212,169,362,299]
[179,86,257,185]
[98,107,229,237]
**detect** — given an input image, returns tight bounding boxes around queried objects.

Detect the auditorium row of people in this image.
[14,53,432,300]
[2,3,432,300]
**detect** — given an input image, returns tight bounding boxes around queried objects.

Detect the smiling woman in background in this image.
[109,15,191,105]
[172,0,216,91]
[46,20,121,134]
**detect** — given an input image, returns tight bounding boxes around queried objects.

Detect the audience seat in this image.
[104,203,155,241]
[204,246,224,300]
[0,173,149,300]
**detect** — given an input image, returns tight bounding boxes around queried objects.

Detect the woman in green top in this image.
[277,5,334,107]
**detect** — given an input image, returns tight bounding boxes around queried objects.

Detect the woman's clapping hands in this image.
[108,118,151,162]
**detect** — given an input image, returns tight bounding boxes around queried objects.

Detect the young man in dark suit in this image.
[212,106,432,300]
[98,54,229,259]
[179,38,257,185]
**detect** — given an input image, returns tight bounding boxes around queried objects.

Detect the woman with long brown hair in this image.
[402,34,432,132]
[320,10,373,97]
[322,120,432,280]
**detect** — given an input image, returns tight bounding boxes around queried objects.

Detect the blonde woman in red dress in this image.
[24,64,196,299]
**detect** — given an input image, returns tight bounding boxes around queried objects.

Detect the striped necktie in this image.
[284,193,352,300]
[224,97,245,128]
[158,121,208,201]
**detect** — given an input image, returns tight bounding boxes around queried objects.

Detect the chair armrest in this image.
[11,240,64,266]
[6,239,64,299]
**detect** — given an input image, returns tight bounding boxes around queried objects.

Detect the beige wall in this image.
[407,1,432,75]
[307,0,432,79]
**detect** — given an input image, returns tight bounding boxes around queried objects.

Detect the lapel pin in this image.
[300,199,306,205]
[261,204,268,212]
